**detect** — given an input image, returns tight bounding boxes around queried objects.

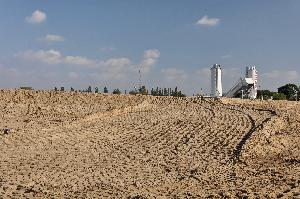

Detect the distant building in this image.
[210,64,222,97]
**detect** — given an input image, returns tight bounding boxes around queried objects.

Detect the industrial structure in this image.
[210,64,222,97]
[225,66,258,99]
[245,66,258,99]
[209,64,258,99]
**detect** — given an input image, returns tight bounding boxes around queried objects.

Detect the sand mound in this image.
[0,89,299,198]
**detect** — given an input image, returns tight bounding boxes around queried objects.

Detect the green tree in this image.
[151,87,159,96]
[129,90,138,95]
[138,85,148,95]
[159,88,163,96]
[278,84,299,100]
[163,88,167,96]
[257,90,273,99]
[87,86,92,93]
[112,88,121,94]
[272,92,287,100]
[177,91,186,97]
[151,88,154,95]
[104,86,108,93]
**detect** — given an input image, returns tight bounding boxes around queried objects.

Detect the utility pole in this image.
[138,67,142,90]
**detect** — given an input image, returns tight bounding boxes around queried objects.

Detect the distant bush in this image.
[112,89,121,95]
[257,90,273,99]
[257,89,288,100]
[129,90,138,95]
[272,92,287,100]
[20,87,33,90]
[138,86,148,95]
[150,86,185,97]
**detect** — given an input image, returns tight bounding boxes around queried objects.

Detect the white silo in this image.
[245,66,258,99]
[210,64,222,97]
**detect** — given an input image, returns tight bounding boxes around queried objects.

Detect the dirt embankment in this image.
[0,90,299,198]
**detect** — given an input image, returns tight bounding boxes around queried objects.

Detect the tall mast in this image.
[138,67,142,89]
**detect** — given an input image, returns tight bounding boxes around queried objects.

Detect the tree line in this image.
[257,83,299,100]
[49,83,300,100]
[53,85,186,97]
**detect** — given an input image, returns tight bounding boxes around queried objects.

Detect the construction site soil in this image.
[0,89,299,198]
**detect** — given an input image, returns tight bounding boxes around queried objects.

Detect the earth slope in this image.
[0,89,299,198]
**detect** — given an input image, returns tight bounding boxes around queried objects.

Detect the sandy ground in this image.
[0,89,299,198]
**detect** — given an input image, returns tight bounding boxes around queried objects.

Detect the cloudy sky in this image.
[0,0,299,95]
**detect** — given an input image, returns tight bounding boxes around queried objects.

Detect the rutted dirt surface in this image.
[0,89,299,198]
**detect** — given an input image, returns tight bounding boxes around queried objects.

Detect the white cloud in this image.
[261,70,299,80]
[140,49,160,73]
[143,49,160,59]
[196,15,220,26]
[16,48,159,74]
[262,70,300,80]
[16,49,62,64]
[17,49,95,66]
[87,58,132,81]
[64,56,95,66]
[26,10,47,24]
[141,58,156,67]
[99,58,132,77]
[40,34,65,42]
[101,57,131,68]
[161,68,187,82]
[13,48,161,89]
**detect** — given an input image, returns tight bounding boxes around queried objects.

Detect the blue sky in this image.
[0,0,299,95]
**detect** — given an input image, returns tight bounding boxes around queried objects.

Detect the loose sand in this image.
[0,89,299,198]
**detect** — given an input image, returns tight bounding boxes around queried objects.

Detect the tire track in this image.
[218,102,278,162]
